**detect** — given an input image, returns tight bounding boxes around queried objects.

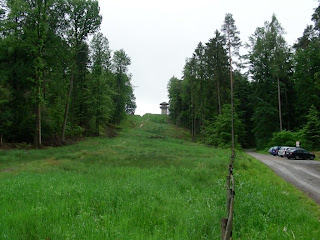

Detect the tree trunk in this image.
[96,78,100,135]
[193,116,197,142]
[35,98,42,148]
[0,133,3,147]
[34,2,43,149]
[62,73,74,142]
[34,67,42,148]
[96,108,100,135]
[96,118,99,135]
[277,76,283,131]
[284,84,290,130]
[191,80,196,142]
[228,43,235,154]
[217,76,222,115]
[200,79,204,139]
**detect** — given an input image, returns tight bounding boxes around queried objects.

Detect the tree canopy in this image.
[0,0,136,146]
[168,6,320,150]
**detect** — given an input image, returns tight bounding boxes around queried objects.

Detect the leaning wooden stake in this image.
[221,218,228,239]
[221,155,235,240]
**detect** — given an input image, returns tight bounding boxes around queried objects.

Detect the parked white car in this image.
[278,146,296,157]
[278,146,290,157]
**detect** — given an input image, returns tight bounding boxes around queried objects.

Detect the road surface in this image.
[247,151,320,204]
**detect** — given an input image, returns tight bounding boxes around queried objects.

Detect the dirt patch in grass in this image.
[1,168,14,172]
[46,159,61,166]
[149,135,165,139]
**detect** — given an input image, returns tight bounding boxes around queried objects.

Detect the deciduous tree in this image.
[61,0,102,141]
[111,49,132,124]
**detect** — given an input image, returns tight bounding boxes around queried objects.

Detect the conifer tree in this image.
[221,13,241,154]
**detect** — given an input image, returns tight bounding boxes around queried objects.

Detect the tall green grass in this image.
[0,114,319,239]
[234,154,320,239]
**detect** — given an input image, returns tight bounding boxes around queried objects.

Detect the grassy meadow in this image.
[0,114,319,239]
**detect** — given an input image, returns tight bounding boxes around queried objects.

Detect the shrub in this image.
[66,124,85,138]
[269,130,305,147]
[203,104,245,148]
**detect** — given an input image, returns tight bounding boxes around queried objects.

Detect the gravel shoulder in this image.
[246,151,320,204]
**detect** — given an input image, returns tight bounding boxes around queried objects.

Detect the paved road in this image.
[247,151,320,204]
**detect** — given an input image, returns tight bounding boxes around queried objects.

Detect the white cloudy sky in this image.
[97,0,319,116]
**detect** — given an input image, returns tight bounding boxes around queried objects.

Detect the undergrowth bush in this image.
[269,130,304,147]
[268,105,320,150]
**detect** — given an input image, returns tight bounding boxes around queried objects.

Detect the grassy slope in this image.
[0,114,319,239]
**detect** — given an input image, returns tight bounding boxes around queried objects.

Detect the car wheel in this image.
[287,157,291,159]
[310,156,314,160]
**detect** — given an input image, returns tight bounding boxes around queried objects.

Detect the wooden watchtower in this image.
[160,102,169,115]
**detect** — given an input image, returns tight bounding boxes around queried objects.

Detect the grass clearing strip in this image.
[0,114,319,239]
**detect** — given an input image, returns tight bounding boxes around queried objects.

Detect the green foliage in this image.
[205,30,229,115]
[248,15,293,138]
[269,130,304,147]
[168,13,304,150]
[125,84,136,115]
[88,33,114,135]
[0,1,136,145]
[233,71,255,148]
[221,13,241,61]
[65,124,85,138]
[0,84,12,142]
[203,104,245,148]
[252,101,278,149]
[63,0,102,45]
[167,29,236,144]
[303,105,320,150]
[312,4,320,33]
[267,106,320,151]
[111,49,133,124]
[293,4,320,128]
[293,40,320,124]
[167,76,183,125]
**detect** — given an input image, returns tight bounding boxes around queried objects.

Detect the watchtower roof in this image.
[160,102,169,106]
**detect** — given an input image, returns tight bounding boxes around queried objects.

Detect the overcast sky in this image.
[97,0,319,116]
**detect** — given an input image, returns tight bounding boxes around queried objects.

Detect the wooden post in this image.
[221,218,228,240]
[224,196,234,240]
[226,175,231,212]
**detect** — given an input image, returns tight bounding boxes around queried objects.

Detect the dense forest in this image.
[0,0,136,147]
[0,1,319,151]
[168,5,320,150]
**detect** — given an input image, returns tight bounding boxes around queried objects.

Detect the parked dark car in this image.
[268,146,281,156]
[285,148,315,160]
